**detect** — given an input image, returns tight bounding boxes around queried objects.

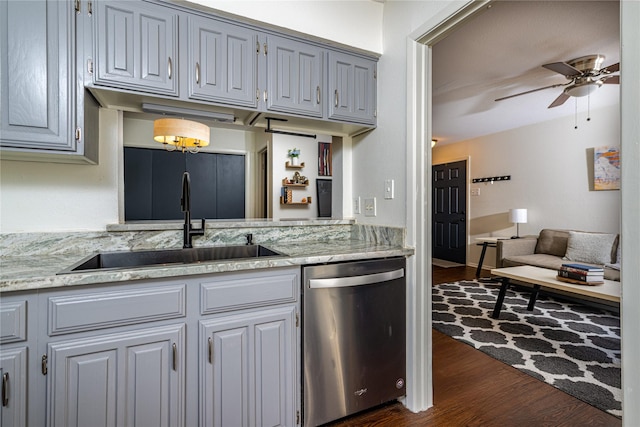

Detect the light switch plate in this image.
[471,187,480,196]
[364,197,376,217]
[354,197,361,214]
[384,179,394,199]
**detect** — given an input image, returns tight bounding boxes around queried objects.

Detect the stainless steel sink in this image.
[58,245,286,274]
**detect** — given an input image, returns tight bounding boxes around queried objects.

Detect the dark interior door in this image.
[124,148,245,220]
[432,160,467,264]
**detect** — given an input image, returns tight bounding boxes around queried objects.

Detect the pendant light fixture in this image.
[153,118,210,153]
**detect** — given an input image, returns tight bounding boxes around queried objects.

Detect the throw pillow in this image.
[535,229,570,256]
[563,231,617,265]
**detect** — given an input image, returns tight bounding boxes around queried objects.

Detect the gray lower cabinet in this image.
[328,51,377,125]
[93,0,179,96]
[47,324,186,427]
[0,347,28,427]
[265,36,324,118]
[0,0,98,164]
[187,15,258,108]
[0,266,299,427]
[200,306,296,427]
[0,295,36,427]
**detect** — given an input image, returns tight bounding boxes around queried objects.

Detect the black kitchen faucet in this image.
[181,171,205,248]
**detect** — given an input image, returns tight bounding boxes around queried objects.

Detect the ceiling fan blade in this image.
[542,61,582,77]
[548,93,570,108]
[494,83,566,102]
[602,62,620,73]
[602,75,620,84]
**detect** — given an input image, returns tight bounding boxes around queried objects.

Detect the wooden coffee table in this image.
[490,265,621,318]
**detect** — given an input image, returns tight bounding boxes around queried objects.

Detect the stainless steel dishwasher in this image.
[302,257,406,426]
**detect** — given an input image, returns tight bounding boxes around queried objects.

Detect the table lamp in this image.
[509,208,527,238]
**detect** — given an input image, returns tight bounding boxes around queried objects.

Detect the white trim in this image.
[620,1,640,425]
[405,0,496,413]
[405,37,431,411]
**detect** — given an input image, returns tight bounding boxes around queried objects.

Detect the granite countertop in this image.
[0,240,413,293]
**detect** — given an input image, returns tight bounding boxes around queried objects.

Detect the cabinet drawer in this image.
[200,270,298,315]
[48,284,186,336]
[0,300,27,343]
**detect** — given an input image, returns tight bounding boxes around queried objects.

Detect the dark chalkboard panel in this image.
[124,148,245,220]
[316,179,332,218]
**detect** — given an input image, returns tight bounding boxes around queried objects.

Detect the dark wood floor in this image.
[326,265,621,427]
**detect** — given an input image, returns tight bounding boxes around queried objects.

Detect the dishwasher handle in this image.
[309,268,404,289]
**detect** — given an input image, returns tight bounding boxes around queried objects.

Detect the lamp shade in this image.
[509,208,528,224]
[153,118,210,151]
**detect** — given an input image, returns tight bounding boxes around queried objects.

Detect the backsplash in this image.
[0,221,405,257]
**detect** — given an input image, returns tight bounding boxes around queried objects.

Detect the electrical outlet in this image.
[384,179,394,199]
[354,197,361,214]
[364,197,377,217]
[471,187,480,196]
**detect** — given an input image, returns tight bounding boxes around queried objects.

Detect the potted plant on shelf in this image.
[288,148,300,166]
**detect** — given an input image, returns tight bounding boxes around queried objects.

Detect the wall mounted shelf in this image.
[285,161,305,169]
[282,179,308,188]
[280,196,312,205]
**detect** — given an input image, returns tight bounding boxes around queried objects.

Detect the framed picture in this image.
[593,146,620,191]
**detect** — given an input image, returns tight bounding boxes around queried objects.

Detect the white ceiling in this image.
[432,0,620,145]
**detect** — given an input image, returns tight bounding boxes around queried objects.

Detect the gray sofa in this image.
[497,229,620,281]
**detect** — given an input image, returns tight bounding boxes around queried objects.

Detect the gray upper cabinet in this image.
[265,36,324,118]
[188,15,258,108]
[94,0,178,96]
[0,0,98,164]
[328,51,377,125]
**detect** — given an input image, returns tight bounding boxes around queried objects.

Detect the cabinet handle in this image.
[172,343,177,371]
[167,57,173,80]
[41,354,48,375]
[263,90,268,103]
[208,337,213,364]
[2,373,8,407]
[334,89,339,107]
[316,86,321,105]
[195,62,200,84]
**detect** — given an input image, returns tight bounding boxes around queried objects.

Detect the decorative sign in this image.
[594,146,620,191]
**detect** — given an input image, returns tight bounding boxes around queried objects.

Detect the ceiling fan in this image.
[495,54,620,108]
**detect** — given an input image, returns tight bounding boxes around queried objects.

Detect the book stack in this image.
[557,263,605,285]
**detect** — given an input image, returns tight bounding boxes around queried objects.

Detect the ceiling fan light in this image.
[565,81,602,97]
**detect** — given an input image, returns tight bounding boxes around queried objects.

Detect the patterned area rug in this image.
[432,280,622,417]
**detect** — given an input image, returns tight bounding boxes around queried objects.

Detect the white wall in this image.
[191,0,383,53]
[350,1,466,227]
[0,109,121,233]
[432,104,621,268]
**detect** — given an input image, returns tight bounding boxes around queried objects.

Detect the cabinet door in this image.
[94,0,178,95]
[0,0,73,151]
[0,347,28,427]
[266,36,323,118]
[328,51,377,125]
[48,324,185,427]
[201,306,296,427]
[188,15,258,107]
